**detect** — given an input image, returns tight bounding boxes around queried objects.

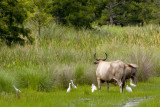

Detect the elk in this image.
[94,53,126,93]
[125,64,138,84]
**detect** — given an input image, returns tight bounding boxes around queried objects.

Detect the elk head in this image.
[94,53,108,64]
[126,64,138,84]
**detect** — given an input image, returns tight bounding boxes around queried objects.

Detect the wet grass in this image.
[137,96,160,107]
[0,77,160,107]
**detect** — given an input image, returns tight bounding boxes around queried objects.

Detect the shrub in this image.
[84,65,97,85]
[16,68,53,91]
[52,64,75,89]
[126,48,154,81]
[75,64,97,85]
[75,65,85,85]
[0,71,14,93]
[50,64,96,89]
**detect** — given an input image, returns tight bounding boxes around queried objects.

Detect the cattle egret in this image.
[91,84,97,93]
[13,85,21,93]
[130,79,136,87]
[70,80,77,88]
[126,85,132,92]
[13,85,21,99]
[67,83,71,93]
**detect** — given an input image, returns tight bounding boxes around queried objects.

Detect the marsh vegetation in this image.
[0,23,160,106]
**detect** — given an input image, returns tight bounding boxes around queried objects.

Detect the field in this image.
[0,77,160,107]
[0,23,160,106]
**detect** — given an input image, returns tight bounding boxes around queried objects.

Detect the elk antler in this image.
[103,53,108,61]
[94,53,98,60]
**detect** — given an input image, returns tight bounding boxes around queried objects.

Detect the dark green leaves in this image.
[0,0,32,46]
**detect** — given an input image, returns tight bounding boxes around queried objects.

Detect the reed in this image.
[0,23,159,90]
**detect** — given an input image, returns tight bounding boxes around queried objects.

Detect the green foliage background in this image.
[0,0,32,45]
[0,0,160,45]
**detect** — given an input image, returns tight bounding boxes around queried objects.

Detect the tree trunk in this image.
[37,10,41,37]
[38,21,41,37]
[110,16,114,25]
[107,0,124,25]
[109,0,114,25]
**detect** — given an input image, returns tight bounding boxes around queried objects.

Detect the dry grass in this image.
[126,48,155,81]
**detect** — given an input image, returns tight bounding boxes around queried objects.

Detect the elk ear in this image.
[127,64,138,68]
[94,61,99,64]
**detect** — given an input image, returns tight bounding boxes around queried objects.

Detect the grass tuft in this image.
[0,71,14,93]
[126,48,155,81]
[16,68,53,91]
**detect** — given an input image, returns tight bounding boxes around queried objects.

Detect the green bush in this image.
[0,71,14,93]
[75,65,85,84]
[16,68,53,91]
[52,64,75,89]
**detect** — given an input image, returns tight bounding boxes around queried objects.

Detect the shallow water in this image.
[123,98,145,107]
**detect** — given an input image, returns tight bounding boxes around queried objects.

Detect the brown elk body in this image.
[94,53,126,93]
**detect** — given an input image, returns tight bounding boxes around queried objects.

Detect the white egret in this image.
[13,85,21,93]
[70,80,77,88]
[126,85,132,92]
[91,84,97,93]
[130,79,136,87]
[13,85,21,99]
[67,83,71,93]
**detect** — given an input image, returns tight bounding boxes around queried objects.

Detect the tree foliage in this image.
[24,0,52,37]
[49,0,159,27]
[50,0,98,28]
[0,0,32,46]
[0,0,160,45]
[97,0,159,26]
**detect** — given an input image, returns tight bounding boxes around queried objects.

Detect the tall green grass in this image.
[16,67,53,91]
[0,23,160,91]
[0,71,14,93]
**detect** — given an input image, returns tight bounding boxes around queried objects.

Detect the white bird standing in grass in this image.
[130,79,136,87]
[13,85,21,99]
[70,80,77,88]
[13,85,21,93]
[91,84,97,93]
[67,83,71,93]
[126,85,132,92]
